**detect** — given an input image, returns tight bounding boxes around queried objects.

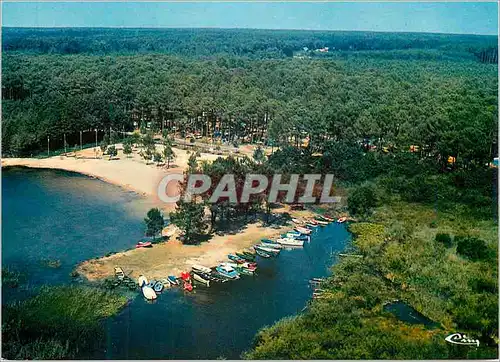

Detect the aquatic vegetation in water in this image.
[40,258,62,268]
[1,267,23,288]
[100,275,138,292]
[2,285,128,359]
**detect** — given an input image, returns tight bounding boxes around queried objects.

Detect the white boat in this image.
[142,285,157,300]
[256,245,281,254]
[292,218,303,224]
[114,267,125,280]
[138,275,148,287]
[295,226,312,235]
[216,263,240,279]
[260,241,283,249]
[276,237,304,247]
[315,219,329,226]
[192,264,212,274]
[192,272,211,287]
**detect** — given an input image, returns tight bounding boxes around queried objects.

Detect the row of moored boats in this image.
[131,214,347,300]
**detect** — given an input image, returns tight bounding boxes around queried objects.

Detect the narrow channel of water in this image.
[2,167,351,359]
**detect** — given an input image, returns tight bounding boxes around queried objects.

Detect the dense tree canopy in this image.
[2,27,498,360]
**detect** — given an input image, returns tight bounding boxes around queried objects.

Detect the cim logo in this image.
[445,333,480,347]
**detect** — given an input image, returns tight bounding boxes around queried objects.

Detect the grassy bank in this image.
[244,200,498,359]
[2,285,128,359]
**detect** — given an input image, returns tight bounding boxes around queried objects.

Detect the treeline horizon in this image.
[3,27,497,62]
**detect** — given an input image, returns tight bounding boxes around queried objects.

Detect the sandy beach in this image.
[2,144,221,211]
[76,206,319,281]
[3,144,330,281]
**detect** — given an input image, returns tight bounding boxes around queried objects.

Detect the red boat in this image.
[183,281,193,292]
[180,272,191,281]
[337,217,347,223]
[136,241,152,248]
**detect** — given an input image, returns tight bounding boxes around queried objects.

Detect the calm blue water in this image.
[2,167,160,297]
[2,167,350,359]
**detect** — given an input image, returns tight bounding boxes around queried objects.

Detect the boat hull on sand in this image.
[236,252,255,262]
[192,264,212,274]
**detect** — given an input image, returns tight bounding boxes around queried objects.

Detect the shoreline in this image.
[75,206,319,282]
[2,145,222,212]
[3,152,345,284]
[2,162,151,198]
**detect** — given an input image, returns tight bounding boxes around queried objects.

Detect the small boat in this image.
[226,262,256,275]
[138,275,148,287]
[147,279,157,288]
[183,281,193,292]
[142,285,157,300]
[261,238,276,244]
[208,272,228,283]
[239,262,257,271]
[153,281,164,293]
[306,223,318,229]
[192,271,211,287]
[276,237,304,247]
[228,254,246,264]
[255,245,280,255]
[314,219,329,226]
[286,230,302,237]
[215,263,240,279]
[295,226,312,235]
[114,267,125,280]
[160,278,171,288]
[192,264,212,274]
[337,217,347,223]
[292,218,303,225]
[254,248,272,258]
[136,241,152,248]
[236,252,255,262]
[167,275,179,285]
[319,215,335,222]
[243,249,257,256]
[260,241,283,249]
[282,233,308,241]
[180,272,191,281]
[308,219,319,225]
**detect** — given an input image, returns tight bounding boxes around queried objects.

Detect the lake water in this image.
[2,167,351,359]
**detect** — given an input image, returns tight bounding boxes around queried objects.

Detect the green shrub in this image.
[1,268,22,288]
[2,286,127,359]
[348,183,378,216]
[435,233,453,247]
[456,236,489,261]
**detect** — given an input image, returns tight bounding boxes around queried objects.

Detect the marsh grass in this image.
[40,258,62,268]
[244,200,498,359]
[2,285,128,359]
[1,268,23,288]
